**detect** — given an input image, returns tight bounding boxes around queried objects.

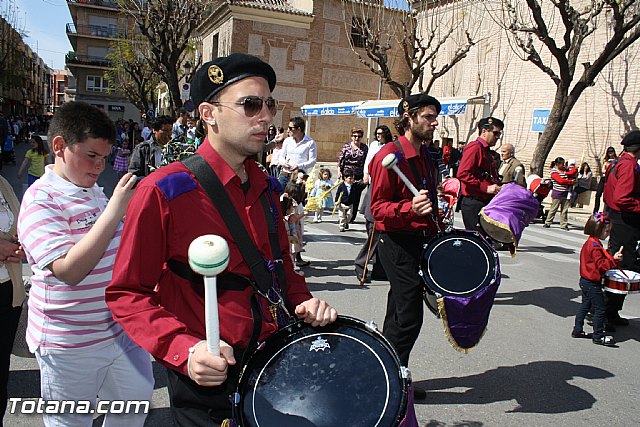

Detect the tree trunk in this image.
[165,67,182,114]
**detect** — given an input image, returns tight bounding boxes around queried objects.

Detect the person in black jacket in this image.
[335,172,355,232]
[128,115,174,177]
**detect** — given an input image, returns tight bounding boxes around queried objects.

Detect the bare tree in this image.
[599,47,640,134]
[490,0,640,176]
[340,0,482,98]
[105,35,160,114]
[116,0,214,114]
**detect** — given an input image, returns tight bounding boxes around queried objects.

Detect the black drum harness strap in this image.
[170,155,293,360]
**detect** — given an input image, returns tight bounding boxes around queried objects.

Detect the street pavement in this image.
[3,138,639,426]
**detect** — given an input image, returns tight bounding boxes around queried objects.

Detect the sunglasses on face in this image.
[288,126,297,130]
[211,96,278,117]
[376,132,384,136]
[352,134,362,138]
[491,130,502,138]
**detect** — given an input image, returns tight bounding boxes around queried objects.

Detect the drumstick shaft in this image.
[204,276,221,356]
[391,165,420,196]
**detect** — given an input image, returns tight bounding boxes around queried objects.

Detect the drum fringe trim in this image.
[479,211,518,257]
[437,297,486,354]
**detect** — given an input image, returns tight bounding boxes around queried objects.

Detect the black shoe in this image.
[296,259,310,267]
[355,269,371,284]
[612,317,630,326]
[345,223,349,230]
[593,336,617,347]
[543,224,551,228]
[413,386,427,400]
[571,331,593,339]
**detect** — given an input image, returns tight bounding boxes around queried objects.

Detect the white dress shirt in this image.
[280,134,317,173]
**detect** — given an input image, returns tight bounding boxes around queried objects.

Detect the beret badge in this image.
[402,100,409,113]
[208,65,224,84]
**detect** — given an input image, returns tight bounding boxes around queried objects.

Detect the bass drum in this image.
[235,316,409,427]
[419,229,501,352]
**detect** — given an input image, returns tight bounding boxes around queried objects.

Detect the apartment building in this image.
[65,0,139,122]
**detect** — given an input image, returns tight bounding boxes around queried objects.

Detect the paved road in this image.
[3,139,639,426]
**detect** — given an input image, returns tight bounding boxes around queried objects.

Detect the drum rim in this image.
[422,232,497,297]
[236,315,409,426]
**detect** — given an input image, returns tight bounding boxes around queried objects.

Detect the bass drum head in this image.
[238,316,407,427]
[421,230,497,297]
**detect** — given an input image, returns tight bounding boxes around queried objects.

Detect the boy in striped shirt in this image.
[17,102,153,427]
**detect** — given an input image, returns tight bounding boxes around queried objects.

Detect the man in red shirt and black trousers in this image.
[369,93,443,401]
[457,117,504,232]
[602,130,640,331]
[105,53,337,426]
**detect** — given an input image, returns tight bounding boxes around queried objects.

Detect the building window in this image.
[351,17,370,49]
[87,75,110,93]
[211,34,219,60]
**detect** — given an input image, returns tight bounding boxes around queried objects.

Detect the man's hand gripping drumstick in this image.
[187,235,236,386]
[382,153,433,216]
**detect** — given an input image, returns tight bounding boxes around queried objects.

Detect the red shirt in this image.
[106,141,312,376]
[580,237,618,282]
[369,136,441,234]
[456,137,499,201]
[603,152,640,214]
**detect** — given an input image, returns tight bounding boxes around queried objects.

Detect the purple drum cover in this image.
[480,183,540,250]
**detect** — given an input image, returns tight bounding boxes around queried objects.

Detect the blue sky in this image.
[7,0,72,70]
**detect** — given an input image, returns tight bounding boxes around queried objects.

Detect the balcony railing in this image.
[68,0,120,8]
[66,23,125,38]
[65,53,111,68]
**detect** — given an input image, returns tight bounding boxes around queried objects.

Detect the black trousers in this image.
[461,196,488,231]
[166,359,242,426]
[1,280,22,426]
[378,232,427,366]
[606,209,640,320]
[354,220,385,278]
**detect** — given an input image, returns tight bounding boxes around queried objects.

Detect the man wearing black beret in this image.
[106,53,337,426]
[602,130,640,331]
[457,116,504,231]
[368,92,443,400]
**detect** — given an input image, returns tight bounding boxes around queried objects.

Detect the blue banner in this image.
[301,103,360,116]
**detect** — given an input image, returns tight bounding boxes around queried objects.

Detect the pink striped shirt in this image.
[17,166,123,353]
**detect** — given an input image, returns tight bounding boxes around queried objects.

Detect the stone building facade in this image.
[198,0,408,162]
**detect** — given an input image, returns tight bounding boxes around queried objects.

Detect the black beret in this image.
[190,53,277,107]
[398,93,441,115]
[621,130,640,147]
[478,116,504,129]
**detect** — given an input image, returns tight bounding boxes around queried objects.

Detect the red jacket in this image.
[369,135,442,234]
[580,237,618,282]
[456,137,499,202]
[106,141,312,376]
[603,152,640,214]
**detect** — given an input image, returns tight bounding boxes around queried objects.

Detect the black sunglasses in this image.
[211,96,278,117]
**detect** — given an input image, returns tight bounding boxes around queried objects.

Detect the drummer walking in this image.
[457,117,504,231]
[602,130,640,330]
[369,93,443,400]
[105,54,337,426]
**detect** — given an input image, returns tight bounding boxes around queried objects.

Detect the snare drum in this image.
[234,316,410,427]
[419,229,501,352]
[604,269,640,294]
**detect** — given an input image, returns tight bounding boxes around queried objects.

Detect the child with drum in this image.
[572,212,623,347]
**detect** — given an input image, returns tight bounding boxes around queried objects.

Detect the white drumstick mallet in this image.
[381,153,420,196]
[188,235,230,356]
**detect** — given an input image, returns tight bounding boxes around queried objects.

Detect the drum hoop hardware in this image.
[249,332,394,427]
